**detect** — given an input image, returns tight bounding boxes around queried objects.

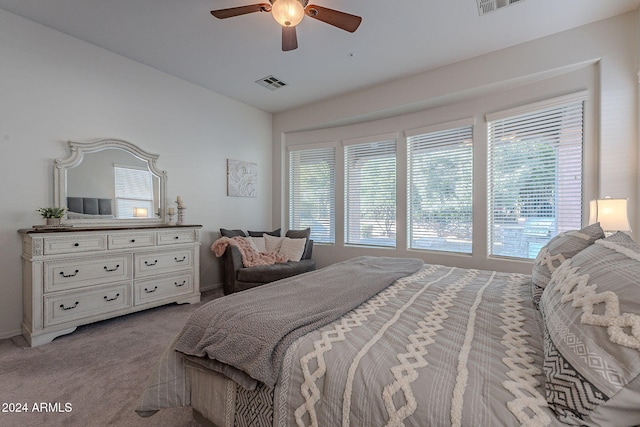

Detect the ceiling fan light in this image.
[271,0,304,27]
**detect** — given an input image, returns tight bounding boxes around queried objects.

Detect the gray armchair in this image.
[220,240,315,294]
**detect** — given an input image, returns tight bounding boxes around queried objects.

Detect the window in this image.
[407,122,473,253]
[344,137,396,247]
[487,95,585,259]
[288,145,336,244]
[114,165,154,218]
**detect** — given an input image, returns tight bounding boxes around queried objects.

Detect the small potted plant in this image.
[36,207,68,226]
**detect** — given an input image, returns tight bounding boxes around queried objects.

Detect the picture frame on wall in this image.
[227,159,257,198]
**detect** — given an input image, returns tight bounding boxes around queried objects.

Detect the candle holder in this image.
[177,206,186,225]
[167,211,176,225]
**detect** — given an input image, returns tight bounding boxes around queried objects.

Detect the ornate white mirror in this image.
[54,138,167,226]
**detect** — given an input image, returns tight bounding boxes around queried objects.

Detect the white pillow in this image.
[264,234,285,252]
[248,236,266,253]
[278,237,307,262]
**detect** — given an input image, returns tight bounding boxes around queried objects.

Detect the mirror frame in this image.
[54,138,168,226]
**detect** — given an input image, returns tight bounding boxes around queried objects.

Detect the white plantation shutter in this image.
[288,145,336,244]
[487,94,585,259]
[114,165,154,218]
[344,137,396,247]
[407,122,473,253]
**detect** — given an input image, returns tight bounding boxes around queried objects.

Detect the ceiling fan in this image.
[210,0,362,51]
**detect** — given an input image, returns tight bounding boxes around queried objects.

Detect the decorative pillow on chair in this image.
[531,222,604,309]
[247,236,266,253]
[264,234,285,252]
[220,228,247,238]
[539,232,640,425]
[279,237,307,262]
[285,228,311,240]
[248,228,281,237]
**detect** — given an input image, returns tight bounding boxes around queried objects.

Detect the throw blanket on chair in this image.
[211,236,287,267]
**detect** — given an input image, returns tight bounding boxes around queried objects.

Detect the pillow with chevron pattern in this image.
[531,222,604,309]
[539,231,640,425]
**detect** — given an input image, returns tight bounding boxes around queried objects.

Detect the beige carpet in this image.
[0,288,223,427]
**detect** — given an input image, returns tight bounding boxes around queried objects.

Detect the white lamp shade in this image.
[589,198,631,232]
[133,207,148,218]
[271,0,305,27]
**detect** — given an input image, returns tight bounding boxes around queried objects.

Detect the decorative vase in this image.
[46,218,61,226]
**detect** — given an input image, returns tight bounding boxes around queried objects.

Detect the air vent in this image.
[477,0,524,16]
[255,75,287,91]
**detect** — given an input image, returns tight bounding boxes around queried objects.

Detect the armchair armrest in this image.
[302,240,314,260]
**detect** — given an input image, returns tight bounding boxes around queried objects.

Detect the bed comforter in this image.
[137,259,562,426]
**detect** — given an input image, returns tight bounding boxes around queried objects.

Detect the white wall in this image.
[0,9,273,339]
[273,11,639,273]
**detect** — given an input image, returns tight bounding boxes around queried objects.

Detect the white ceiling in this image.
[1,0,639,114]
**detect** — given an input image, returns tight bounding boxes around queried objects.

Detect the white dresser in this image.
[19,225,202,346]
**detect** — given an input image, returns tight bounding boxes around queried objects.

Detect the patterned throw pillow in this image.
[531,222,604,309]
[539,232,640,425]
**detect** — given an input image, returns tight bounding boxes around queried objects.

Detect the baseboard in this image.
[0,328,22,341]
[200,282,222,292]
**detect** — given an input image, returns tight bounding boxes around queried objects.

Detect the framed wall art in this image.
[227,159,257,198]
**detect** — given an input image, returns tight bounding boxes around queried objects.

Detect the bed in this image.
[66,196,115,219]
[136,223,640,426]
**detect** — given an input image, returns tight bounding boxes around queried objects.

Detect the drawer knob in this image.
[59,269,79,278]
[174,256,186,263]
[104,264,120,272]
[131,239,136,243]
[74,243,80,247]
[144,286,158,293]
[144,260,158,266]
[175,280,186,287]
[103,293,120,302]
[60,301,79,311]
[174,236,180,240]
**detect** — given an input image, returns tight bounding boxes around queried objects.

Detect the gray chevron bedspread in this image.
[137,261,562,426]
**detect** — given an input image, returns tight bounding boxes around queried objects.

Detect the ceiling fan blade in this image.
[305,5,362,33]
[210,3,271,19]
[282,26,298,51]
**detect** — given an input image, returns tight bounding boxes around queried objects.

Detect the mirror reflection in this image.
[55,138,167,226]
[66,148,161,220]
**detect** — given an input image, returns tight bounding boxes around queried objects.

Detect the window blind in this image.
[487,98,584,259]
[288,146,336,244]
[344,139,396,247]
[114,165,154,218]
[407,125,473,253]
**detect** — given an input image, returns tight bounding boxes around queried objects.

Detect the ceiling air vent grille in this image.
[477,0,524,16]
[256,75,287,91]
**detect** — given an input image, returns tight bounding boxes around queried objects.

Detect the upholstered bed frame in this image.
[67,197,113,215]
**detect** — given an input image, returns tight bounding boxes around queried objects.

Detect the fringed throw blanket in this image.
[211,236,287,267]
[174,256,424,388]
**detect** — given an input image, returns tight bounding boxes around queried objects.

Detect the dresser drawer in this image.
[157,230,197,245]
[135,273,193,305]
[43,234,107,255]
[44,254,132,292]
[44,282,132,327]
[108,232,156,249]
[135,249,194,277]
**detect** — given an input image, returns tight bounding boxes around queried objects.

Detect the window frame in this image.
[287,142,337,244]
[486,91,588,260]
[343,133,398,248]
[406,118,475,254]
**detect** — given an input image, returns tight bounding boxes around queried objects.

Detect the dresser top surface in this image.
[18,224,202,235]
